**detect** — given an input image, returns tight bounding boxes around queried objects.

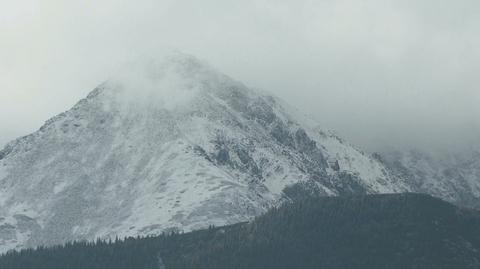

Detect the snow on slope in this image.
[380,148,480,208]
[0,53,407,252]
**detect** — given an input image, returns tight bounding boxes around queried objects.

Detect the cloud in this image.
[107,52,209,112]
[0,0,479,151]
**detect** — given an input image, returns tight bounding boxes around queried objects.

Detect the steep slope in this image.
[2,193,480,269]
[0,53,407,252]
[379,148,480,208]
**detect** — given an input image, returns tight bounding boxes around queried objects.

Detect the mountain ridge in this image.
[0,53,477,252]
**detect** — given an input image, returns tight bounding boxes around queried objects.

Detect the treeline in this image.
[1,193,480,269]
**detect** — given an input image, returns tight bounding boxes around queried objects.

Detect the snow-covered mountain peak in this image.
[2,54,476,253]
[92,53,218,112]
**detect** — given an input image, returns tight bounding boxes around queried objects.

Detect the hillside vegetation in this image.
[1,193,479,269]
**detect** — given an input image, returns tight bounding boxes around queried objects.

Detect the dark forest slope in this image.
[1,193,480,269]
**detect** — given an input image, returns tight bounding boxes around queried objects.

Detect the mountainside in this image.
[379,148,480,208]
[2,193,480,269]
[0,53,410,252]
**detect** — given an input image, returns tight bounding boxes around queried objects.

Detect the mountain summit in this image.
[0,53,470,252]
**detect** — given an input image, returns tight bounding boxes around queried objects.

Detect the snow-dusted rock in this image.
[379,148,480,208]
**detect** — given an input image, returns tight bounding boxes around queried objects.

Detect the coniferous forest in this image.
[1,193,480,269]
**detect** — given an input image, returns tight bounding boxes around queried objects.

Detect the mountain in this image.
[0,53,410,252]
[2,193,480,269]
[0,53,478,253]
[379,148,480,208]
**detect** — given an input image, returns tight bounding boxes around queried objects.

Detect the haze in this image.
[1,0,479,152]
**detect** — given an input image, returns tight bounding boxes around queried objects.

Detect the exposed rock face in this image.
[1,53,473,253]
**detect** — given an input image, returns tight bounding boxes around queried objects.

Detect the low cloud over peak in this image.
[1,0,479,151]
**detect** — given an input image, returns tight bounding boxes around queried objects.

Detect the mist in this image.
[1,0,479,152]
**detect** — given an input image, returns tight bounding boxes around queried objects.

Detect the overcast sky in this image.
[1,0,479,151]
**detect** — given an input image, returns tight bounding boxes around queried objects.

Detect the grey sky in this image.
[1,0,479,151]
